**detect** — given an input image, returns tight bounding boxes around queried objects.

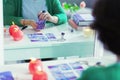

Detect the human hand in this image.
[21,19,37,29]
[38,11,58,24]
[4,28,6,32]
[29,20,38,29]
[38,11,52,21]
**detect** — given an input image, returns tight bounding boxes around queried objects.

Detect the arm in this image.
[4,16,23,26]
[3,0,36,28]
[77,67,104,80]
[52,0,67,25]
[3,0,23,26]
[47,0,67,25]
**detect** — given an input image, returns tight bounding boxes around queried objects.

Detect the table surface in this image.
[3,8,95,65]
[4,23,94,49]
[0,56,117,80]
[4,23,95,64]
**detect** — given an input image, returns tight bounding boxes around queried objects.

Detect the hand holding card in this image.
[36,10,46,31]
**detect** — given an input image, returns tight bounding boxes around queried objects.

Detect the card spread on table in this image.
[45,33,56,41]
[48,62,84,80]
[27,33,56,42]
[0,71,14,80]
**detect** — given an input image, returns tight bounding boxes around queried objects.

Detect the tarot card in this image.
[69,62,83,70]
[45,33,56,41]
[0,71,14,80]
[27,33,48,42]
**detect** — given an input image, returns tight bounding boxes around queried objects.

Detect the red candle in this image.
[9,22,23,41]
[9,22,19,36]
[29,58,43,74]
[12,29,23,41]
[32,70,48,80]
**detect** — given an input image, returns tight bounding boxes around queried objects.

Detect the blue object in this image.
[72,13,94,26]
[42,10,46,13]
[61,32,65,36]
[36,20,46,30]
[36,10,46,30]
[96,62,101,66]
[71,29,74,32]
[0,71,14,80]
[72,13,84,25]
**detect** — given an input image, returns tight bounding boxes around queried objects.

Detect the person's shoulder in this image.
[78,66,106,80]
[78,64,120,80]
[84,63,120,74]
[106,63,120,71]
[83,66,105,74]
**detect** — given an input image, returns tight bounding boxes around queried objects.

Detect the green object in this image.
[63,2,80,12]
[3,0,67,26]
[77,63,120,80]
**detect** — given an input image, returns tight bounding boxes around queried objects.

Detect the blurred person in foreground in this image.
[78,0,120,80]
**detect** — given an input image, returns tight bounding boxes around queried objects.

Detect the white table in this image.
[4,23,95,63]
[0,56,116,80]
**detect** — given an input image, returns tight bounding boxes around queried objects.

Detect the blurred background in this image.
[60,0,97,8]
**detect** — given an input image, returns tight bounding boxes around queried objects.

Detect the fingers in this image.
[38,12,50,20]
[41,13,48,20]
[30,20,37,29]
[4,28,6,32]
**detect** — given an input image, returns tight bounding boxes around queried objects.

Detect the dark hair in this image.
[90,0,120,55]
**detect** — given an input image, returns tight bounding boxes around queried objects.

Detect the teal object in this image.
[40,41,94,58]
[77,63,120,80]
